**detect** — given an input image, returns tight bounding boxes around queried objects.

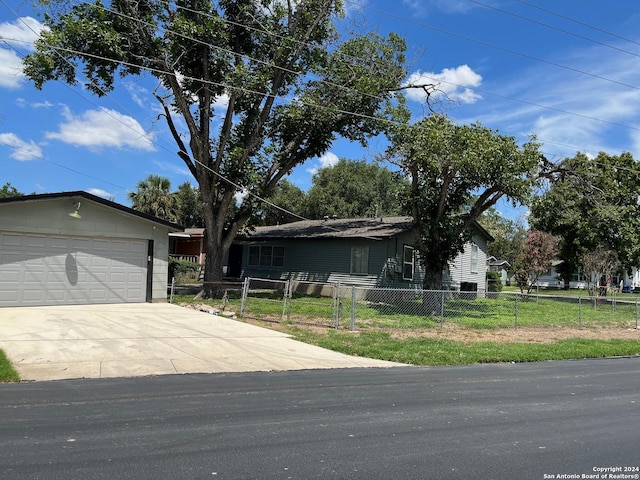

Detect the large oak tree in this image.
[24,0,409,295]
[386,114,543,290]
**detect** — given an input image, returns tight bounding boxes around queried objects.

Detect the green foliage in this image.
[304,158,409,219]
[259,179,306,225]
[128,174,178,222]
[174,181,204,228]
[23,0,409,293]
[0,182,22,198]
[0,349,20,382]
[168,258,200,280]
[486,271,503,292]
[531,151,640,283]
[386,114,543,289]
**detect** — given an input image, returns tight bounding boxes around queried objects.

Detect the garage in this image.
[0,191,180,307]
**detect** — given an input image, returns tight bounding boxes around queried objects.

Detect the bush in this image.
[169,258,200,281]
[486,271,503,293]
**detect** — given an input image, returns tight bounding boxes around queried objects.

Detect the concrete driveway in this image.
[0,303,404,381]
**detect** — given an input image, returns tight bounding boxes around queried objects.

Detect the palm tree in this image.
[128,174,178,222]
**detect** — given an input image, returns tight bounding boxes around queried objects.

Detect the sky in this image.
[2,0,640,223]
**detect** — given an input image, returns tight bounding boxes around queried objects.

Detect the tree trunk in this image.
[202,215,225,298]
[421,262,445,316]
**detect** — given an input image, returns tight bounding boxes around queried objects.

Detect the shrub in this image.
[486,271,503,292]
[169,258,200,281]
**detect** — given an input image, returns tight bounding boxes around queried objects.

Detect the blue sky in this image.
[2,0,640,223]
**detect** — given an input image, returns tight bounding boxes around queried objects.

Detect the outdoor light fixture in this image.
[68,202,82,219]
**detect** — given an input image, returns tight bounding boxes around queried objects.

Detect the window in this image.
[351,246,369,274]
[402,245,414,280]
[470,244,478,273]
[248,245,285,267]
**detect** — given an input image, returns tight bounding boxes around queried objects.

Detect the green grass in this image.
[174,291,640,330]
[0,350,20,382]
[173,293,640,366]
[286,328,640,366]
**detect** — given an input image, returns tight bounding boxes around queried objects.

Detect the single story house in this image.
[169,228,206,265]
[0,191,181,307]
[230,216,493,292]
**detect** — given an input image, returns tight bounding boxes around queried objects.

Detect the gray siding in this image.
[444,232,489,292]
[0,197,171,302]
[237,228,490,292]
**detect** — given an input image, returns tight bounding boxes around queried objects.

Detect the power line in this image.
[513,0,640,48]
[8,0,640,137]
[467,0,640,60]
[2,1,638,216]
[346,0,640,92]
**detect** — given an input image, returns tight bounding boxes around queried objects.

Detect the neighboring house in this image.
[487,256,510,286]
[0,191,181,307]
[230,216,493,292]
[169,228,206,265]
[533,261,640,291]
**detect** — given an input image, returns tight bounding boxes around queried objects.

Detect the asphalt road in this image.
[1,358,639,480]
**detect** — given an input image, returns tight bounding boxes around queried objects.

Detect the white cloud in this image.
[0,17,46,89]
[318,151,339,168]
[0,132,43,160]
[45,107,156,151]
[0,49,23,88]
[213,93,230,110]
[87,188,113,199]
[0,17,45,47]
[124,83,149,109]
[305,151,339,176]
[467,41,640,159]
[405,65,483,104]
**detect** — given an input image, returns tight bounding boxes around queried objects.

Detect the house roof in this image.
[242,217,415,240]
[241,216,494,242]
[169,228,205,239]
[0,191,183,231]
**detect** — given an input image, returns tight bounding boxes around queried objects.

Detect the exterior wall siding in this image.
[237,227,489,291]
[0,197,171,302]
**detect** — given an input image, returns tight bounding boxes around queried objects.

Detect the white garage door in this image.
[0,233,148,306]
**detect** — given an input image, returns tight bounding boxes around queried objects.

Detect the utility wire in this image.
[513,0,640,48]
[346,0,640,91]
[467,0,640,60]
[2,1,638,213]
[14,0,640,136]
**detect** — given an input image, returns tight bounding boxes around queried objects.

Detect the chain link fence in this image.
[237,277,640,332]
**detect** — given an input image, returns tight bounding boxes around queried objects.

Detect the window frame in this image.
[470,243,478,274]
[350,246,369,275]
[247,245,285,268]
[402,245,414,281]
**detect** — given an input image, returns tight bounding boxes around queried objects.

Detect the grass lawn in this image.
[0,350,19,382]
[174,293,640,366]
[285,328,640,366]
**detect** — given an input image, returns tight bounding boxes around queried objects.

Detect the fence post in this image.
[636,299,638,330]
[240,277,249,316]
[280,279,290,322]
[514,294,519,330]
[169,276,175,304]
[578,295,582,329]
[287,281,292,323]
[439,290,445,330]
[351,287,356,332]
